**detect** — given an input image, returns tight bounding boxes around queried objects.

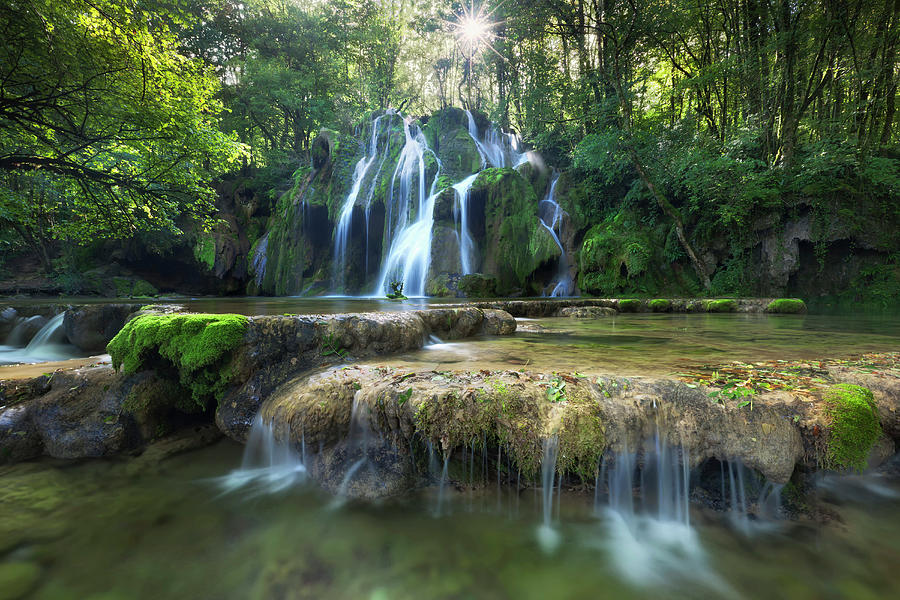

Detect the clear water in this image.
[1,440,899,599]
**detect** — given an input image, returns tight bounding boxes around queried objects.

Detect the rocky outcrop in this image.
[218,308,517,441]
[63,304,138,352]
[241,361,899,499]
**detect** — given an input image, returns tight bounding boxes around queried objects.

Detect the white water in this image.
[218,414,307,496]
[539,173,574,297]
[373,118,443,297]
[595,431,732,595]
[452,173,479,275]
[251,233,269,288]
[0,313,80,365]
[333,113,393,292]
[465,110,528,169]
[536,436,561,553]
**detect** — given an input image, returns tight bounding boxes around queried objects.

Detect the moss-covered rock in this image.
[705,299,738,313]
[475,168,558,290]
[458,273,498,298]
[649,299,672,312]
[823,384,882,472]
[107,314,249,410]
[766,298,807,314]
[578,211,654,295]
[617,299,643,313]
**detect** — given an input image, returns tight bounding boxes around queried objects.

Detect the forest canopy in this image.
[0,0,897,301]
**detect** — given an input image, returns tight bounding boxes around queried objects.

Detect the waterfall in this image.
[536,435,561,553]
[333,112,394,293]
[251,233,269,288]
[539,173,574,297]
[24,313,66,352]
[218,413,306,496]
[373,118,443,297]
[465,110,528,169]
[452,173,479,275]
[597,430,733,594]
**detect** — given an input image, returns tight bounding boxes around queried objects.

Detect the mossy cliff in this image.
[474,168,559,293]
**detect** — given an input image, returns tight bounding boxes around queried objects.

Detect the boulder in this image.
[63,304,139,353]
[559,306,617,318]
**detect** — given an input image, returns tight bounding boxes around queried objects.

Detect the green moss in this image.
[557,402,605,483]
[649,299,671,312]
[705,299,738,313]
[0,562,40,600]
[107,314,249,410]
[823,384,882,472]
[617,299,642,312]
[458,273,498,298]
[193,234,216,271]
[766,298,807,314]
[131,279,158,297]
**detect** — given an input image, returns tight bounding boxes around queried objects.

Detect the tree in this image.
[0,0,243,264]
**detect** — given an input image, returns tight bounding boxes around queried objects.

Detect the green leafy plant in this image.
[547,376,567,402]
[321,333,348,358]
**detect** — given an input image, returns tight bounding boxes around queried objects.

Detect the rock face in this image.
[63,304,138,352]
[217,308,518,441]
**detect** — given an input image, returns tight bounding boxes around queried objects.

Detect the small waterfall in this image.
[5,315,45,347]
[374,118,443,297]
[251,233,269,288]
[722,459,784,534]
[218,413,306,495]
[597,430,731,594]
[333,113,393,292]
[464,110,528,169]
[452,173,479,275]
[24,313,66,352]
[536,436,561,553]
[539,174,574,297]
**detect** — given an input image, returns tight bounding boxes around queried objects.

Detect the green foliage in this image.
[0,0,244,248]
[823,385,882,472]
[458,274,498,298]
[766,299,807,314]
[194,235,216,271]
[579,211,655,295]
[107,313,249,410]
[546,376,567,402]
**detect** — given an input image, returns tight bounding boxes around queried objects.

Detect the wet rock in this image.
[0,307,18,340]
[252,364,900,490]
[8,315,48,346]
[30,369,141,459]
[63,304,138,353]
[0,404,43,463]
[0,562,41,600]
[559,306,617,318]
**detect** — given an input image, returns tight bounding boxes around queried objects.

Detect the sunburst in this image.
[450,2,504,58]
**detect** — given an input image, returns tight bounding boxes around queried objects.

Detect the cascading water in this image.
[595,429,725,592]
[536,435,561,553]
[465,110,528,169]
[373,119,443,297]
[539,173,574,297]
[218,413,307,496]
[333,112,394,293]
[251,233,269,288]
[452,173,479,275]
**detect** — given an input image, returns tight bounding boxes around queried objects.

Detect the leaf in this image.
[397,388,413,405]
